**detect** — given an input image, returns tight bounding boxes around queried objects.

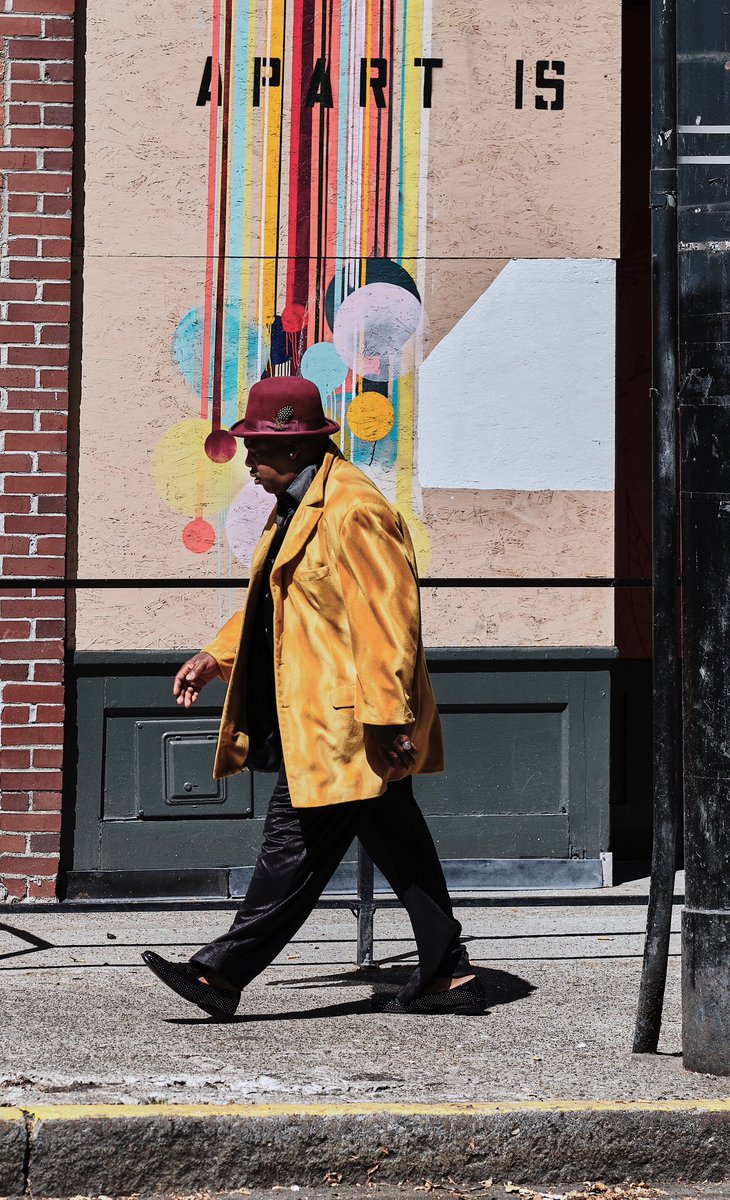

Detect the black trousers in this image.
[190,768,469,1003]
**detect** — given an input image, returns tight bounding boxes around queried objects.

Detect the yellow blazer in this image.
[203,446,444,807]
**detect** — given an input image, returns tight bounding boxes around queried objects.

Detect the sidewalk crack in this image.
[21,1110,33,1197]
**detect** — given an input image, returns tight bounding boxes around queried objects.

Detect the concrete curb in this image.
[1,1101,729,1197]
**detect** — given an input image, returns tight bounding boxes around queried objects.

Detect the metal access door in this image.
[64,650,610,899]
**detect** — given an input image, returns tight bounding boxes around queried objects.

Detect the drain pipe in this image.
[633,0,680,1055]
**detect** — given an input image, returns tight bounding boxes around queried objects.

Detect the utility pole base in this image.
[682,910,730,1075]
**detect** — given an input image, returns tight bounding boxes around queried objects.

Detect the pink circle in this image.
[225,481,276,568]
[333,282,426,382]
[182,517,216,554]
[205,428,238,463]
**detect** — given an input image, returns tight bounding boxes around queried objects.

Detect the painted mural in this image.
[75,0,622,650]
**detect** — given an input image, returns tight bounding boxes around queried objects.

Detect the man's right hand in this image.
[173,652,221,708]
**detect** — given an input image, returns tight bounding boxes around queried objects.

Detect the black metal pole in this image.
[356,842,375,968]
[633,0,680,1056]
[675,0,730,1076]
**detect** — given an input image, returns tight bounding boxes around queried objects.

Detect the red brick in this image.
[0,16,42,36]
[6,432,66,454]
[41,283,70,302]
[39,368,68,387]
[4,392,67,413]
[11,126,72,147]
[42,238,71,258]
[0,456,33,475]
[0,367,35,388]
[33,662,64,683]
[0,148,37,169]
[43,104,73,125]
[0,412,34,430]
[10,259,71,281]
[8,171,71,194]
[8,305,68,326]
[44,16,73,36]
[42,194,72,215]
[37,495,66,514]
[0,281,37,300]
[34,707,66,725]
[10,62,42,81]
[5,516,66,536]
[42,150,72,170]
[44,60,73,82]
[0,535,31,555]
[9,40,74,61]
[37,453,67,474]
[31,791,62,810]
[7,193,38,212]
[0,811,60,833]
[29,832,60,854]
[4,558,65,577]
[39,413,68,431]
[12,0,74,12]
[2,877,28,898]
[8,346,68,367]
[1,595,64,616]
[9,104,42,124]
[34,535,64,555]
[3,726,62,747]
[0,714,32,736]
[0,773,62,793]
[0,795,30,813]
[7,238,39,256]
[32,747,62,770]
[0,496,32,514]
[2,749,31,770]
[9,214,70,237]
[27,876,58,897]
[39,325,70,346]
[0,619,31,641]
[0,833,26,854]
[0,324,35,343]
[0,663,30,681]
[2,639,64,660]
[12,82,73,103]
[3,475,66,494]
[0,854,58,876]
[3,684,63,703]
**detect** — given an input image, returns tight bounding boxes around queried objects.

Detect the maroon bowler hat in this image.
[230,376,340,439]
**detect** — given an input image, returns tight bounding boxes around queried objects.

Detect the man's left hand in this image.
[365,725,417,772]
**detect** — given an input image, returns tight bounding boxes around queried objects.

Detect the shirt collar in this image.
[276,460,321,524]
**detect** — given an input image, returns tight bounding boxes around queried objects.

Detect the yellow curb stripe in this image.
[0,1109,24,1121]
[23,1100,730,1121]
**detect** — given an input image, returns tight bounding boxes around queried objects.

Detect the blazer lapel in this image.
[271,449,340,580]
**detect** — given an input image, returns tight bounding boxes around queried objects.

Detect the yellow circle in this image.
[346,391,395,442]
[151,418,247,517]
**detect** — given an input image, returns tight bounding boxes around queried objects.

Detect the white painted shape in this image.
[418,258,616,491]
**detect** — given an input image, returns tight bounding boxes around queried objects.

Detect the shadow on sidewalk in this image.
[164,965,534,1024]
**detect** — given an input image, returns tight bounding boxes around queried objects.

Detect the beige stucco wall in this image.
[75,0,621,651]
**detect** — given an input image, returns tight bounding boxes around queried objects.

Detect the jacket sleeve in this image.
[202,610,244,683]
[335,501,420,726]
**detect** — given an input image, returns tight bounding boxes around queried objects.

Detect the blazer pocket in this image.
[296,564,330,581]
[331,683,355,709]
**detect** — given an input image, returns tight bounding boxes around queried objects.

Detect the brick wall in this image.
[0,0,73,902]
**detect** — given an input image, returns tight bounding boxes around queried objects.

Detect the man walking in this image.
[143,376,484,1019]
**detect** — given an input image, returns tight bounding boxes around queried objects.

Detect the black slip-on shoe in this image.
[371,976,487,1015]
[141,950,240,1020]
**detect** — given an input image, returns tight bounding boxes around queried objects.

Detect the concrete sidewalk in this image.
[1,874,729,1194]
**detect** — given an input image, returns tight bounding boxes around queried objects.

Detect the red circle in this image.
[204,428,238,463]
[182,517,216,554]
[282,302,305,333]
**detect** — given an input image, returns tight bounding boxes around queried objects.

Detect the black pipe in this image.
[633,0,680,1055]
